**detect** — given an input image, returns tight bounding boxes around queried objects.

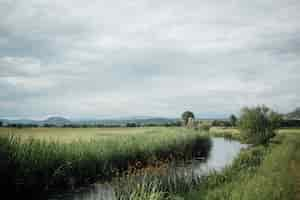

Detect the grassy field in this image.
[0,127,160,142]
[0,127,211,199]
[209,127,242,141]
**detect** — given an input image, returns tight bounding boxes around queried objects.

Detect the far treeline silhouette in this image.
[1,106,300,128]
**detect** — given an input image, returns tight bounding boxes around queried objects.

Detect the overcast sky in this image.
[0,0,300,119]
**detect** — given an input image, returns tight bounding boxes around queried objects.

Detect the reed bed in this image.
[115,142,264,200]
[0,127,211,198]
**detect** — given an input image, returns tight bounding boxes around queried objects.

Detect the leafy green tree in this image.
[229,114,237,127]
[239,105,282,145]
[181,111,195,126]
[269,111,283,130]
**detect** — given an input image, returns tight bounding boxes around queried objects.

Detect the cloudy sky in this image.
[0,0,300,119]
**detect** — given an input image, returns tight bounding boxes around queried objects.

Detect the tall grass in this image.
[209,127,242,141]
[0,128,211,197]
[114,163,203,200]
[115,144,265,200]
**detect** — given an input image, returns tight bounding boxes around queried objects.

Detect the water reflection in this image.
[193,138,247,175]
[48,138,246,200]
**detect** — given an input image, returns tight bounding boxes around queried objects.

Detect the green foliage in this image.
[229,114,237,126]
[209,127,242,141]
[120,139,266,200]
[0,128,211,196]
[280,119,300,128]
[211,120,232,127]
[181,111,195,126]
[198,123,211,132]
[126,123,138,127]
[238,105,282,145]
[115,167,203,200]
[118,180,165,200]
[202,134,297,200]
[181,132,299,200]
[123,131,300,200]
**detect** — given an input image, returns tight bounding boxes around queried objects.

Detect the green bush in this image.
[238,105,282,145]
[229,114,237,127]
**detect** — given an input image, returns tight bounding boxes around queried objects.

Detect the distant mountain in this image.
[0,119,10,124]
[286,108,300,120]
[74,117,178,125]
[0,116,177,126]
[42,117,72,126]
[0,119,38,125]
[0,117,71,126]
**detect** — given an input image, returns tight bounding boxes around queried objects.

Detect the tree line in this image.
[181,105,298,145]
[0,121,181,128]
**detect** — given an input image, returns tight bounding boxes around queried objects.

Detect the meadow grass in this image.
[0,127,157,142]
[0,127,211,198]
[208,127,242,141]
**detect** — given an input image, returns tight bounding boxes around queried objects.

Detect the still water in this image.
[48,138,247,200]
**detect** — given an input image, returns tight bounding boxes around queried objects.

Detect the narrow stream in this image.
[48,138,247,200]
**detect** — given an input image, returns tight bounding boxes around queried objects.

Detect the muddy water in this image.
[48,138,247,200]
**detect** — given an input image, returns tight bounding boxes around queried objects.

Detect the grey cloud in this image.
[0,56,41,77]
[0,0,300,118]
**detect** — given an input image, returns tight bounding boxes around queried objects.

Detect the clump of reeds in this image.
[115,138,267,200]
[0,128,211,198]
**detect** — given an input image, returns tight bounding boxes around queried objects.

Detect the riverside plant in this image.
[114,143,266,200]
[0,128,212,197]
[113,159,204,200]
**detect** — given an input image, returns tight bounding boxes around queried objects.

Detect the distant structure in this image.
[186,117,195,129]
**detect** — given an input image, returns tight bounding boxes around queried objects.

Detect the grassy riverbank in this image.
[119,129,300,200]
[0,127,211,198]
[184,130,298,200]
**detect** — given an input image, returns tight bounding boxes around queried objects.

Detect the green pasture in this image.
[0,127,166,142]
